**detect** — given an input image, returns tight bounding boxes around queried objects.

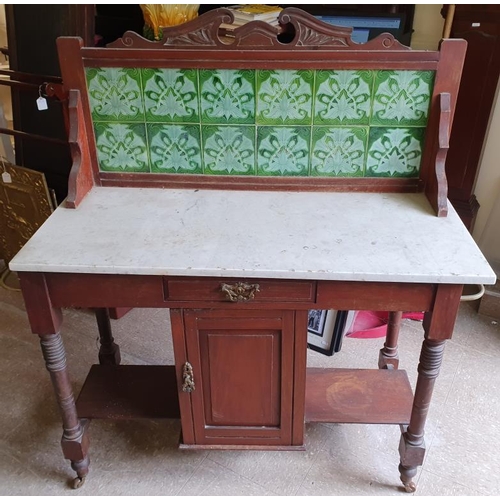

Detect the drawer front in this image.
[164,278,316,303]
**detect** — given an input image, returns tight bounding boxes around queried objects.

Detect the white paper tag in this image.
[36,96,48,111]
[2,171,12,183]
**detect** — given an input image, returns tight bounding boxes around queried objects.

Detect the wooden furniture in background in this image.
[9,8,496,493]
[441,4,500,231]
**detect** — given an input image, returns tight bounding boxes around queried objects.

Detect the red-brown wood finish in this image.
[66,90,96,208]
[55,8,466,215]
[76,365,180,420]
[42,273,437,313]
[182,309,295,447]
[379,311,403,369]
[16,7,473,491]
[305,368,413,424]
[56,36,100,208]
[422,39,467,217]
[398,283,463,493]
[94,308,121,365]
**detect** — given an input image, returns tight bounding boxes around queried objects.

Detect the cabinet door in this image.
[183,309,295,447]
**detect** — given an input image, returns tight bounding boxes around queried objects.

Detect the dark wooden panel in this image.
[45,273,165,307]
[184,309,294,446]
[423,284,463,340]
[443,5,500,230]
[165,277,316,303]
[316,281,435,311]
[76,365,180,419]
[17,272,63,335]
[292,310,308,446]
[305,368,413,424]
[201,331,280,426]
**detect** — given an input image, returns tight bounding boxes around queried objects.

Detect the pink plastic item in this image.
[345,311,424,339]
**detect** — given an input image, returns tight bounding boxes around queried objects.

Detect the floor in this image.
[1,269,500,496]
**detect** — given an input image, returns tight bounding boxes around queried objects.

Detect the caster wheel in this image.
[71,476,86,490]
[403,482,416,493]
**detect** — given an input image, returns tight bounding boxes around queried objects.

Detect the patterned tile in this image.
[372,70,434,127]
[202,126,255,175]
[142,68,199,123]
[257,127,310,176]
[366,127,425,177]
[148,124,202,173]
[87,67,436,177]
[86,67,144,122]
[94,123,149,172]
[200,69,255,124]
[314,70,373,125]
[256,70,314,125]
[311,127,367,177]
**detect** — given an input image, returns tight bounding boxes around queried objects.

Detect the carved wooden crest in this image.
[108,7,410,51]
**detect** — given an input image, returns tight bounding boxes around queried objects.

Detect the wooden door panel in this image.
[183,309,295,446]
[200,331,281,427]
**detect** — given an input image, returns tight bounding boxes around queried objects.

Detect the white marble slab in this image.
[9,187,496,285]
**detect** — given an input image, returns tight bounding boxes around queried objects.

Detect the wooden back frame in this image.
[56,7,466,216]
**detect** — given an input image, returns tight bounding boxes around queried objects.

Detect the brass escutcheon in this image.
[182,362,195,393]
[220,282,260,302]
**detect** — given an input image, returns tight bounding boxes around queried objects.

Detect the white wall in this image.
[411,4,445,50]
[473,81,500,263]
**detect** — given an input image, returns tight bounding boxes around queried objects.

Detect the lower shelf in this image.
[75,365,413,427]
[305,368,413,425]
[76,365,180,419]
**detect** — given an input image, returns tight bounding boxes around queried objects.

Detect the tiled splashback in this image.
[86,68,434,177]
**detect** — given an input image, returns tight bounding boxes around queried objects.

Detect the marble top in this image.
[9,187,496,285]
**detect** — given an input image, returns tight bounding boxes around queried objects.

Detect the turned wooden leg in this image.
[95,308,121,365]
[379,311,402,369]
[399,338,445,492]
[40,333,90,489]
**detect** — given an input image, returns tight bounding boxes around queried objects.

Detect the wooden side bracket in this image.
[65,89,96,208]
[434,92,451,217]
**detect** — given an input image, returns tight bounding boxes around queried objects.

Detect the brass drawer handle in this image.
[220,282,260,302]
[182,362,195,393]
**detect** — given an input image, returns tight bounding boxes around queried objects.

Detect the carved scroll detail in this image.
[107,7,411,51]
[108,9,233,49]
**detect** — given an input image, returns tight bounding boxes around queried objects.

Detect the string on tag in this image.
[1,156,11,183]
[37,84,48,111]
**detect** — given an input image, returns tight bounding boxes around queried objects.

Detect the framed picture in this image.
[307,309,355,356]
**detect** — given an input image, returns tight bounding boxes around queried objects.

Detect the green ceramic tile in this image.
[257,70,313,125]
[372,70,434,126]
[86,68,144,122]
[366,127,424,177]
[311,127,367,177]
[142,68,199,123]
[257,127,310,176]
[314,70,373,125]
[200,69,255,124]
[94,123,149,172]
[202,126,255,175]
[148,124,201,173]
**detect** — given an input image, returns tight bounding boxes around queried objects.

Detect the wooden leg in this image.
[379,311,402,369]
[40,333,90,488]
[95,308,121,365]
[398,338,445,492]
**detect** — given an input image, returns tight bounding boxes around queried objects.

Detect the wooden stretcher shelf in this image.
[305,368,414,425]
[76,365,180,420]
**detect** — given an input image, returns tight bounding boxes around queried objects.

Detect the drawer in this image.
[164,278,316,303]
